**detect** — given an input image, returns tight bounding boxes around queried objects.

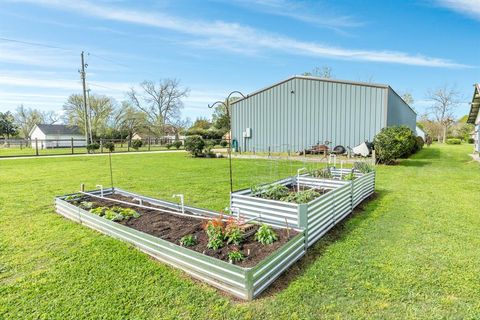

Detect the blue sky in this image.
[0,0,478,120]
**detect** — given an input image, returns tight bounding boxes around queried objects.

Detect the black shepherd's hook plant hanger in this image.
[208,90,247,194]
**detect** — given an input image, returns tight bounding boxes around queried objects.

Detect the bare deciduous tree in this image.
[426,85,461,143]
[302,66,333,79]
[417,113,443,142]
[401,92,414,107]
[14,105,59,139]
[117,102,148,140]
[128,79,189,136]
[63,94,114,137]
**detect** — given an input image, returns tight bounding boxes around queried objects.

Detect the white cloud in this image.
[229,0,363,30]
[0,42,76,68]
[0,72,226,120]
[11,0,468,68]
[435,0,480,20]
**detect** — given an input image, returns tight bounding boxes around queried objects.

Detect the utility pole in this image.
[86,88,93,143]
[79,51,89,146]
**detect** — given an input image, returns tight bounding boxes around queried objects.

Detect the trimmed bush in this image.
[414,136,424,152]
[467,137,474,144]
[165,143,173,150]
[446,138,461,145]
[103,141,115,152]
[373,126,416,164]
[220,140,228,147]
[86,143,100,153]
[172,141,183,149]
[131,139,143,150]
[185,135,205,157]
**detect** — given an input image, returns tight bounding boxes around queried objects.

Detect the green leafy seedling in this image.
[343,172,356,181]
[80,201,93,210]
[180,234,197,247]
[225,223,244,245]
[228,250,245,263]
[255,224,278,245]
[90,207,107,216]
[205,221,224,250]
[103,209,124,221]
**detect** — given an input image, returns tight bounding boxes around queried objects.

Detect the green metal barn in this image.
[230,76,417,152]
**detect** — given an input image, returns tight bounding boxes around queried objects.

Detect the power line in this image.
[0,36,73,51]
[87,51,160,79]
[89,82,124,91]
[87,52,131,69]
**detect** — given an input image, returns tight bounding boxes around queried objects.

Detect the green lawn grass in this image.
[1,144,479,319]
[0,144,182,157]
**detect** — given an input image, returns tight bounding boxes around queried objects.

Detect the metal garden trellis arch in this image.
[208,90,247,194]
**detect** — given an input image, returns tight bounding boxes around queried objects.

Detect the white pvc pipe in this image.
[328,154,337,167]
[231,207,240,219]
[96,185,103,197]
[340,160,344,180]
[172,194,185,214]
[296,167,308,192]
[132,197,143,206]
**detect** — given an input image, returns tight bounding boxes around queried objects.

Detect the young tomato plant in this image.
[311,167,333,179]
[227,250,245,263]
[281,189,320,204]
[204,219,225,250]
[255,224,278,245]
[180,234,197,247]
[343,172,356,181]
[225,218,244,245]
[251,183,289,201]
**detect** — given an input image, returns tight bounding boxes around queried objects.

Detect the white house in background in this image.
[29,124,86,149]
[416,126,426,140]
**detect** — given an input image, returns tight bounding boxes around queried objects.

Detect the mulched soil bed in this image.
[76,194,298,267]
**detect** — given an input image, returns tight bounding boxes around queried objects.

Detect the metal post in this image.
[35,138,39,156]
[148,137,151,151]
[207,91,246,194]
[71,138,74,154]
[268,146,271,157]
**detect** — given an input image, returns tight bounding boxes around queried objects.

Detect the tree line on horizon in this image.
[0,78,230,142]
[0,70,475,144]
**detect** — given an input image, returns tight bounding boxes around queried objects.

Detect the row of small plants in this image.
[89,206,141,221]
[309,161,374,181]
[250,183,321,204]
[64,195,141,221]
[179,217,279,264]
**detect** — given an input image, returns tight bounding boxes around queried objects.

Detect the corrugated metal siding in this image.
[386,87,417,131]
[231,78,387,152]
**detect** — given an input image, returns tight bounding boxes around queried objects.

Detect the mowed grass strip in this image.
[1,144,479,319]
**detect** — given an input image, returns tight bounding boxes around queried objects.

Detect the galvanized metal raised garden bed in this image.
[322,168,376,207]
[230,170,375,248]
[55,187,306,300]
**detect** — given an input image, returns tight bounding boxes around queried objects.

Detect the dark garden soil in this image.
[78,194,298,267]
